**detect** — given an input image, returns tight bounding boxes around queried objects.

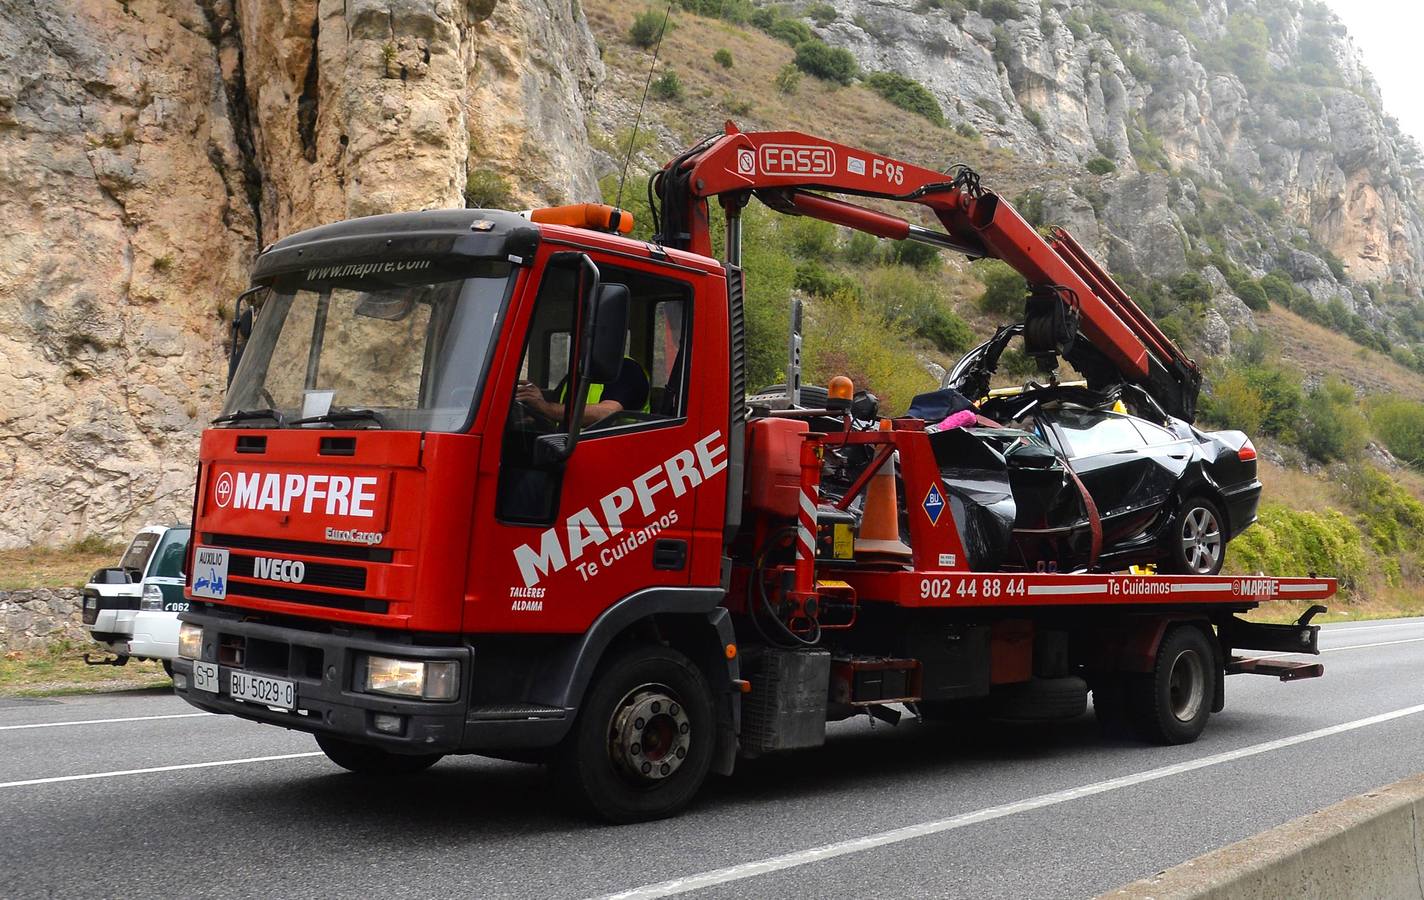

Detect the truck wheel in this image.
[1162,496,1226,575]
[557,644,714,823]
[315,735,443,775]
[993,676,1088,721]
[1127,626,1215,744]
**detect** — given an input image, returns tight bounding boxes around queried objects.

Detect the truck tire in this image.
[557,644,715,823]
[1162,495,1226,576]
[992,676,1087,721]
[315,735,443,775]
[1127,626,1215,744]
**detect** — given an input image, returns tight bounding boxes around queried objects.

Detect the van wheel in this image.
[1127,626,1216,744]
[315,735,443,775]
[557,645,714,823]
[1162,496,1226,575]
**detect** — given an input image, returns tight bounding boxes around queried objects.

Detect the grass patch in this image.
[0,644,170,697]
[0,541,122,591]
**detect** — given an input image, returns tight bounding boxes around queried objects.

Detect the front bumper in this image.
[172,610,570,755]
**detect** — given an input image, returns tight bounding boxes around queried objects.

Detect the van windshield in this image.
[222,260,514,432]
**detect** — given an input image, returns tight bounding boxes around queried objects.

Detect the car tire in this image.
[556,644,714,824]
[1162,495,1227,576]
[1126,626,1216,744]
[315,734,443,775]
[161,659,174,678]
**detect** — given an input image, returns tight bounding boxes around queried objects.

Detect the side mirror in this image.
[227,286,263,386]
[1006,442,1058,470]
[584,284,629,384]
[532,433,575,469]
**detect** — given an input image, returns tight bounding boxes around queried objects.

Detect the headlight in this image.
[361,655,459,700]
[140,584,164,611]
[178,623,203,659]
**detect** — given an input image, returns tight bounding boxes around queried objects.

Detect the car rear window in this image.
[1055,410,1146,458]
[118,533,160,574]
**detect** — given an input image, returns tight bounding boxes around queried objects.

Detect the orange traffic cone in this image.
[856,444,912,559]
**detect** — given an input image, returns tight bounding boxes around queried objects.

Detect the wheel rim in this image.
[607,684,691,784]
[1179,506,1222,574]
[1167,649,1205,722]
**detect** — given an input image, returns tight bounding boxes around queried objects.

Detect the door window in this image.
[1055,410,1146,458]
[497,260,693,524]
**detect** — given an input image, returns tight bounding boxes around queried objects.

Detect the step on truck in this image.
[173,124,1335,822]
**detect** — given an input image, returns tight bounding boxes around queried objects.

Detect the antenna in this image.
[615,3,673,211]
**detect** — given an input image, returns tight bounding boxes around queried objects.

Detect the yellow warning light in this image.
[529,203,634,235]
[827,375,854,410]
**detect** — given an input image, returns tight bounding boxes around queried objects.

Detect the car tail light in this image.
[1237,439,1257,461]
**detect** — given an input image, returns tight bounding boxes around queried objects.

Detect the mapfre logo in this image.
[759,144,835,177]
[214,472,234,508]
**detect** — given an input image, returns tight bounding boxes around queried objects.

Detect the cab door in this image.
[468,248,727,634]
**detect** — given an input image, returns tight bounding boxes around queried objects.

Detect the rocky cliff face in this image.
[0,0,601,549]
[820,0,1424,345]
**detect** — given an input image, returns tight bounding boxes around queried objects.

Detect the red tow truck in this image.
[173,125,1335,821]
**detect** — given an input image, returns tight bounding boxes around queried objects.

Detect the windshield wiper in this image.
[212,407,287,427]
[289,408,391,428]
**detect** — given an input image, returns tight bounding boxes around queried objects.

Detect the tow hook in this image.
[1296,604,1328,627]
[82,652,130,667]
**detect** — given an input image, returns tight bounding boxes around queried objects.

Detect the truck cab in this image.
[175,209,740,794]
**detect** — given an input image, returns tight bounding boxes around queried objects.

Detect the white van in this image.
[81,525,190,675]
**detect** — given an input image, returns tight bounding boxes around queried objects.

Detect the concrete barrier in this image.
[1104,772,1424,900]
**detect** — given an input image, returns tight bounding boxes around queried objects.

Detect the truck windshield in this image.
[222,260,514,432]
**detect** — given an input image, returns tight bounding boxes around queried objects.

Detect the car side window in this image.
[1056,411,1146,458]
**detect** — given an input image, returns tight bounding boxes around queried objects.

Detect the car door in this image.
[1047,408,1157,543]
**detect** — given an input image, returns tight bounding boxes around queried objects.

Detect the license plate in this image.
[230,670,296,710]
[192,660,219,693]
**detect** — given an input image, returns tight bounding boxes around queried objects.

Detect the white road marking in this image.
[1320,621,1424,633]
[1255,636,1424,660]
[599,702,1424,900]
[0,713,211,731]
[0,752,324,789]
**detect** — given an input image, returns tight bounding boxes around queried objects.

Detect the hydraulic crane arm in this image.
[651,123,1202,420]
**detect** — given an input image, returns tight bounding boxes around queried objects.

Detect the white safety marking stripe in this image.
[598,702,1424,900]
[0,752,325,789]
[1170,582,1232,593]
[1025,583,1107,596]
[797,526,815,557]
[799,491,818,523]
[1278,582,1328,594]
[0,713,211,731]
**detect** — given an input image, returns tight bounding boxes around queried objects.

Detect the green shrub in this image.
[794,261,857,298]
[1202,370,1266,435]
[1345,465,1424,562]
[1259,271,1295,306]
[976,258,1026,315]
[889,239,940,270]
[713,48,734,68]
[629,9,668,49]
[806,2,837,24]
[775,63,803,95]
[793,40,859,85]
[1367,395,1424,467]
[676,0,753,22]
[864,72,945,124]
[766,17,814,46]
[843,230,880,265]
[981,0,1023,22]
[1085,156,1116,175]
[1226,503,1367,590]
[464,168,512,209]
[1023,107,1045,131]
[860,266,972,353]
[1171,271,1211,307]
[1235,279,1270,311]
[651,70,684,100]
[1298,378,1367,463]
[805,290,939,414]
[1239,362,1304,441]
[786,217,839,261]
[955,121,981,140]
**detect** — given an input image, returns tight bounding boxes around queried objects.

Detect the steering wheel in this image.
[508,398,561,433]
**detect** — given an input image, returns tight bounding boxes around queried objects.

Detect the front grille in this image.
[204,532,393,563]
[226,554,367,591]
[226,581,389,614]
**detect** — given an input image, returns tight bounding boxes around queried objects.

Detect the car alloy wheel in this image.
[1179,505,1222,575]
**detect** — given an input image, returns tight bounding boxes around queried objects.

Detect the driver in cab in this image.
[515,357,649,426]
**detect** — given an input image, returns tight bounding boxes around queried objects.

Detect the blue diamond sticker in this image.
[922,483,946,526]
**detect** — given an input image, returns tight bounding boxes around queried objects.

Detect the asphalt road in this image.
[4,618,1424,899]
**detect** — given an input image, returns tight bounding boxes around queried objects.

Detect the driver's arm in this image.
[515,381,624,424]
